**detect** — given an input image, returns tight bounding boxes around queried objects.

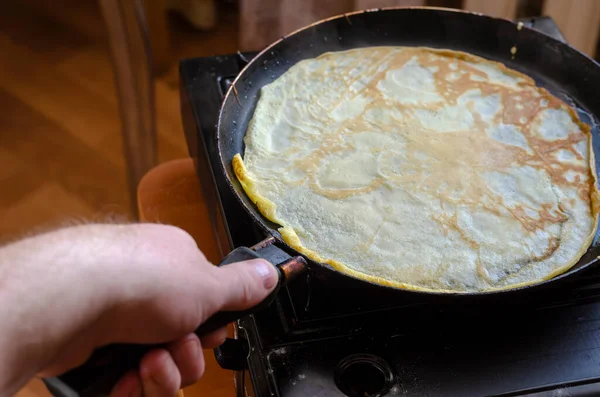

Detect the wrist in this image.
[0,225,125,394]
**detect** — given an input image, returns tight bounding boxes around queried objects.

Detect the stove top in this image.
[179,16,600,397]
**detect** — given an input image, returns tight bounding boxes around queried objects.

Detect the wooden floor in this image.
[1,0,238,395]
[0,0,239,242]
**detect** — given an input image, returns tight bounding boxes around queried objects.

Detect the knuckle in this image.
[170,226,198,248]
[167,364,182,393]
[165,225,203,255]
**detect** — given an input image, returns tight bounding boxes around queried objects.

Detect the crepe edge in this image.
[231,46,600,294]
[234,150,600,294]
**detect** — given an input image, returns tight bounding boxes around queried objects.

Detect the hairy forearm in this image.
[0,226,125,395]
[0,222,277,397]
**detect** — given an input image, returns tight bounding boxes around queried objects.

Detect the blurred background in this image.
[0,0,239,245]
[3,0,599,395]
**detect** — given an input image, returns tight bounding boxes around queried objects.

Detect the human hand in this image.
[0,223,278,397]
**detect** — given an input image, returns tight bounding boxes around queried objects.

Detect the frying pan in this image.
[45,7,600,397]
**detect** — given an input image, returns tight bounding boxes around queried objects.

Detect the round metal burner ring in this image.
[334,353,395,397]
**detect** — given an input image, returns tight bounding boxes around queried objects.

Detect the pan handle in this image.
[42,239,307,397]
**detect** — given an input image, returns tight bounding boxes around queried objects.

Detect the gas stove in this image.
[179,16,600,397]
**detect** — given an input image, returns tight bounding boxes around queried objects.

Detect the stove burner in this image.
[334,354,394,397]
[178,16,600,397]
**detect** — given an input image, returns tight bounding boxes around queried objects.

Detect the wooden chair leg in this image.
[144,0,172,76]
[99,0,158,218]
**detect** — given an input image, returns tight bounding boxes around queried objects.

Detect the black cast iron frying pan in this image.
[45,7,600,397]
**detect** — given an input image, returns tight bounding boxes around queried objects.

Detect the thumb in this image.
[209,259,279,312]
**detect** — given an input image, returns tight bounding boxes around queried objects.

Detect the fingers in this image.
[164,330,228,387]
[166,334,204,387]
[140,349,181,397]
[110,334,210,397]
[109,371,142,397]
[199,326,228,349]
[211,259,278,312]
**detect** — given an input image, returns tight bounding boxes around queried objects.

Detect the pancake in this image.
[233,46,600,293]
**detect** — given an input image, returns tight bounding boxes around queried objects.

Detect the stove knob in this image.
[214,337,249,371]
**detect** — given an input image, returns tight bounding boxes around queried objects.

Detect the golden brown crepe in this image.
[233,46,600,293]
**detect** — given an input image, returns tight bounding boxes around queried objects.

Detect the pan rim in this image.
[215,7,600,296]
[219,6,600,105]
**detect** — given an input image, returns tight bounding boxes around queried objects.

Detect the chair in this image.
[99,0,158,218]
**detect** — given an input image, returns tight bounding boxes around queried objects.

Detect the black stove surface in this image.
[179,17,600,397]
